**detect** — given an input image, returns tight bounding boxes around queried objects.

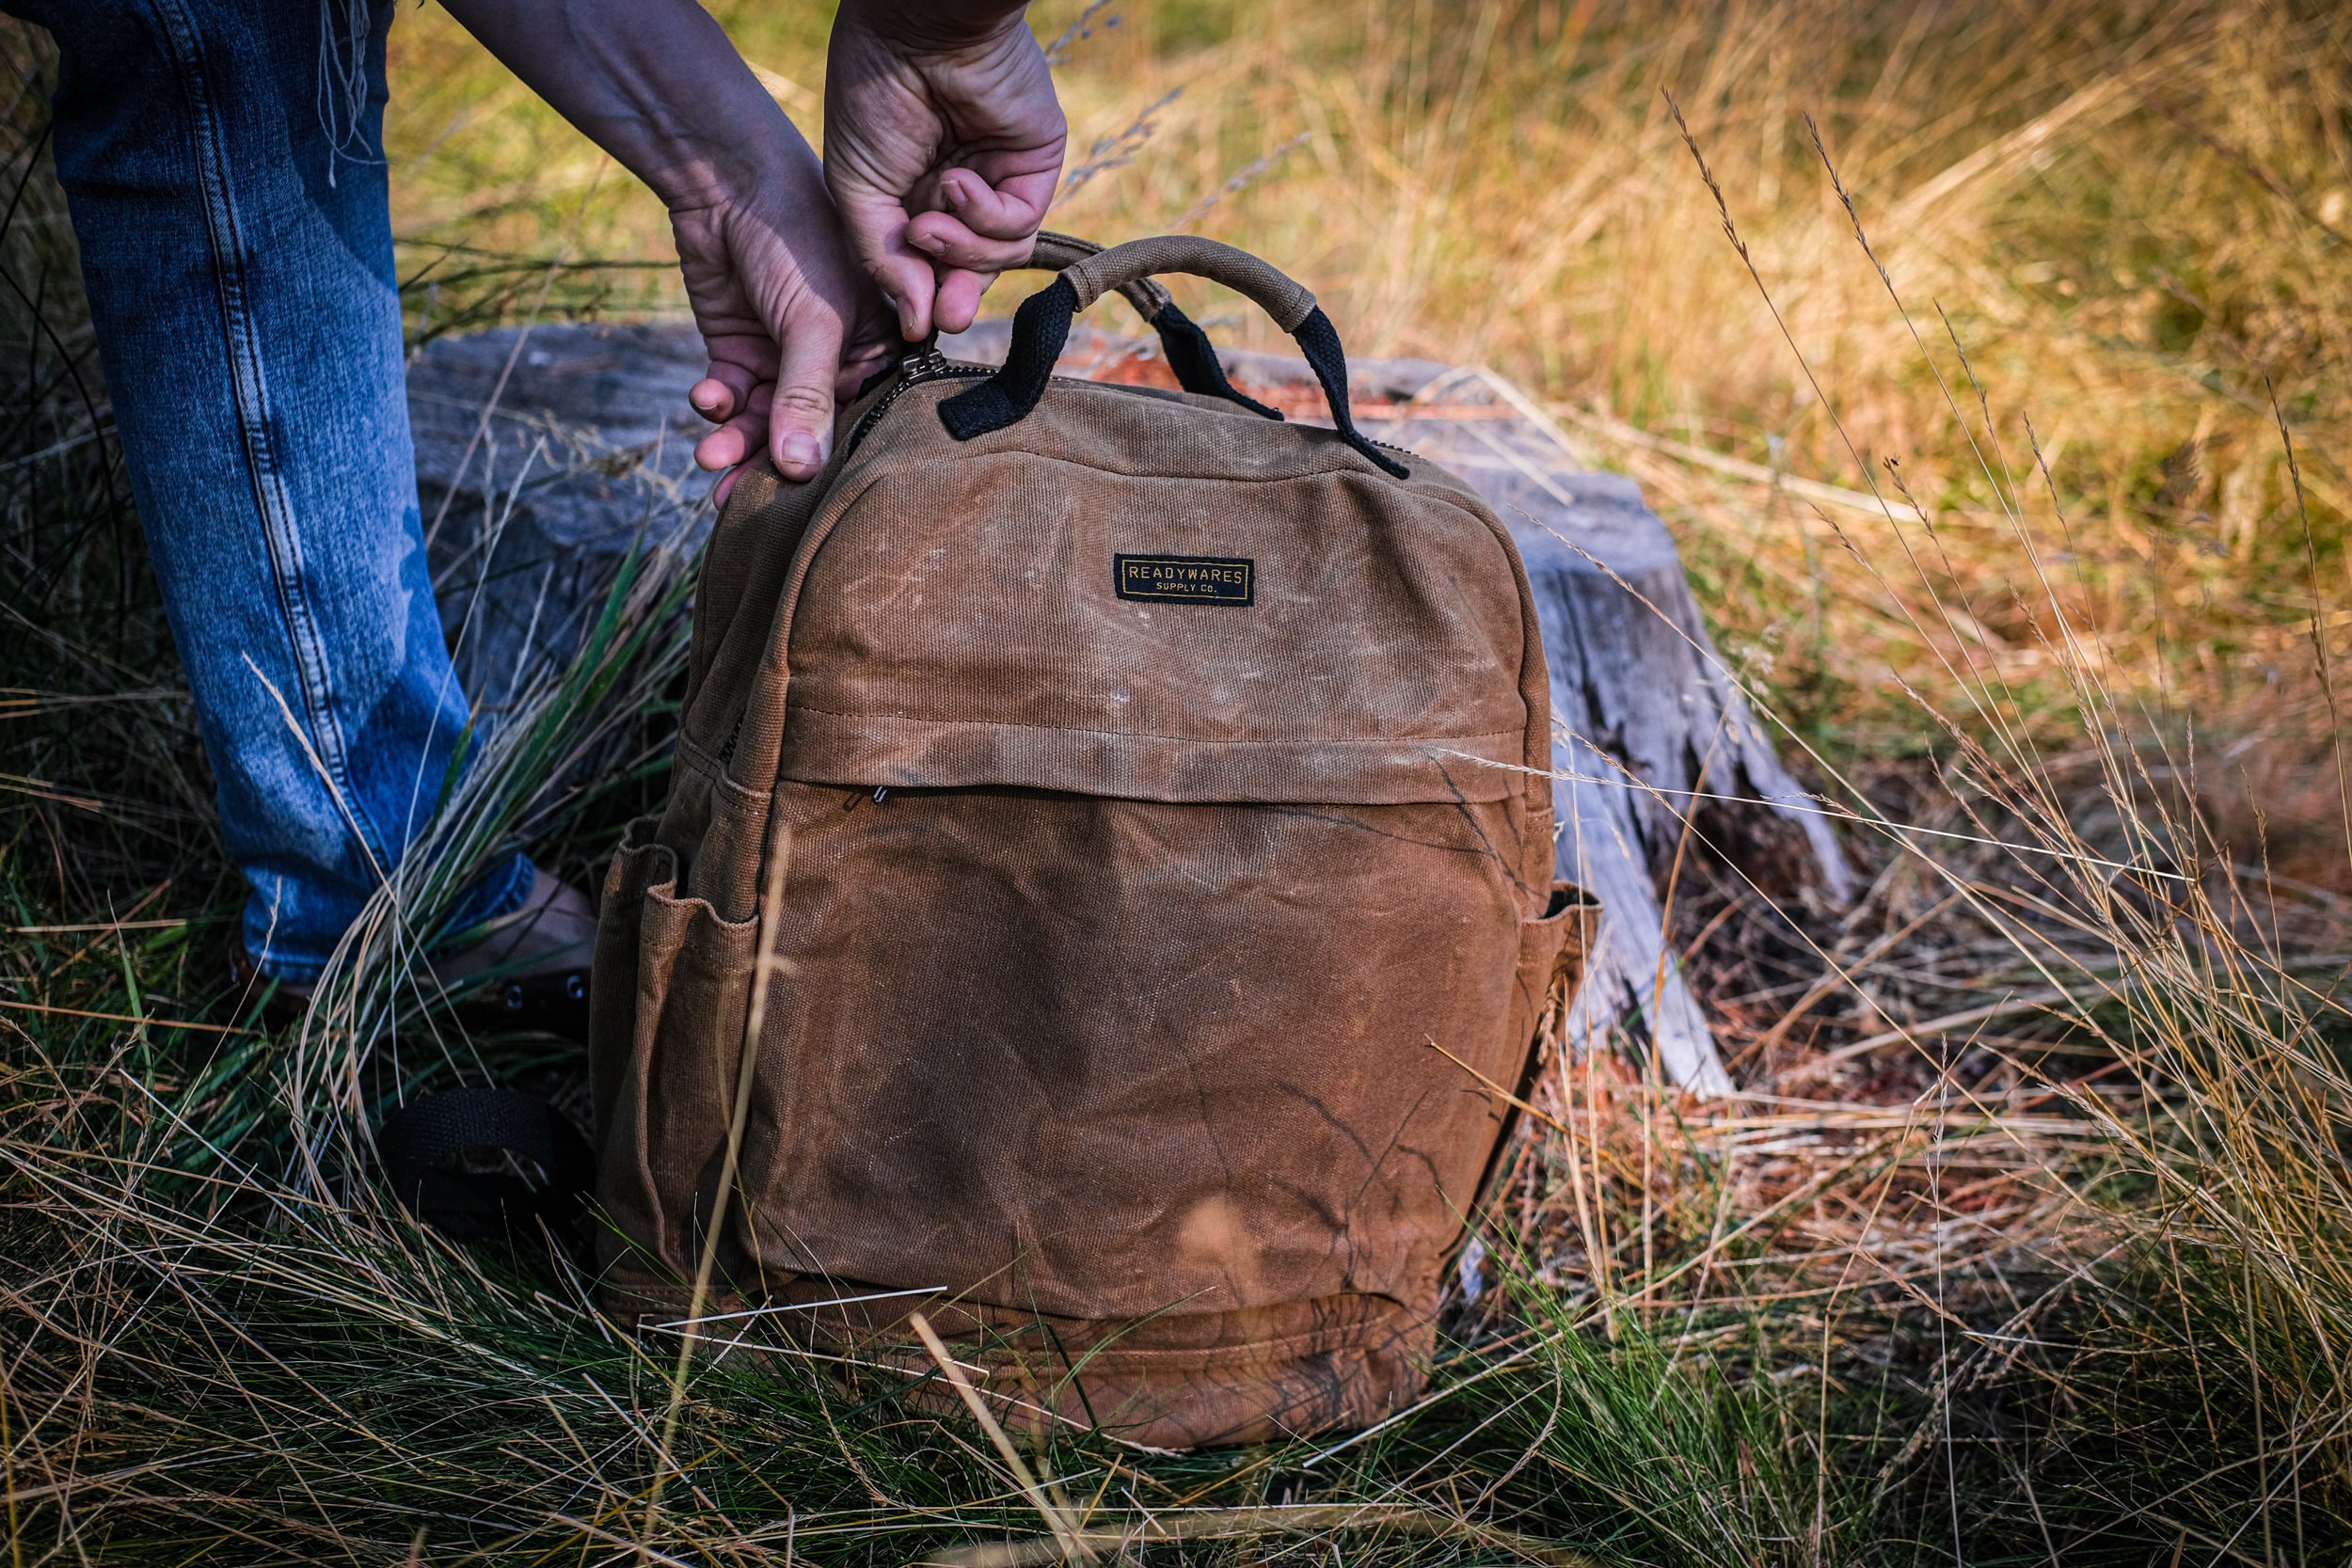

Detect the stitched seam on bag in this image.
[967,1336,1388,1370]
[852,1311,1418,1368]
[785,707,1522,751]
[643,882,757,933]
[817,1314,1413,1358]
[673,736,772,810]
[712,764,774,809]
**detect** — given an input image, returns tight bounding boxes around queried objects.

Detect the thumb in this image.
[767,303,847,482]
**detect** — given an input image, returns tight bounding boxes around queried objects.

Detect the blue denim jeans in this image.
[15,0,533,979]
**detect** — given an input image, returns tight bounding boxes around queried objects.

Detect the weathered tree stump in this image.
[409,321,1851,1093]
[1166,348,1853,1096]
[408,324,711,718]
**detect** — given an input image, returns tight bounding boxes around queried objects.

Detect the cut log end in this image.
[412,324,1852,1095]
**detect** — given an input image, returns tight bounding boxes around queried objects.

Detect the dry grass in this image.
[385,0,2352,876]
[5,1,2352,1561]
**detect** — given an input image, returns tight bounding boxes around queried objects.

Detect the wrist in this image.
[644,119,818,217]
[833,0,1031,55]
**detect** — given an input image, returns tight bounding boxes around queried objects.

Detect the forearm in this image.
[438,0,806,211]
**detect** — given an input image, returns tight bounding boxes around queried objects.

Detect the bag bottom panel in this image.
[598,1270,1433,1449]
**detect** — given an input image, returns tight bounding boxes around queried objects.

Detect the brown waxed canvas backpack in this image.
[589,234,1594,1449]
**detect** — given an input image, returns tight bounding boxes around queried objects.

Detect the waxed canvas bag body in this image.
[590,235,1590,1449]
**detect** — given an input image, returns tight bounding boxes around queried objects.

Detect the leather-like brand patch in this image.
[1114,553,1255,606]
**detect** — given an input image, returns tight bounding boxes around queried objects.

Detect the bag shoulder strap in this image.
[378,1087,596,1243]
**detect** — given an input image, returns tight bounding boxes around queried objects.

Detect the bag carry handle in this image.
[1025,231,1283,420]
[1026,230,1174,326]
[942,235,1408,479]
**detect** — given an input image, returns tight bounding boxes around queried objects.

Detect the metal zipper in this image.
[842,344,986,460]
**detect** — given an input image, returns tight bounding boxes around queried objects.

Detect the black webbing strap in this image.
[378,1087,596,1243]
[1149,304,1284,420]
[861,306,1274,418]
[941,280,1406,479]
[938,277,1078,442]
[1291,307,1408,478]
[1026,229,1279,417]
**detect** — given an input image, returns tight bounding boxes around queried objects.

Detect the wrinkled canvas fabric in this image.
[591,247,1588,1448]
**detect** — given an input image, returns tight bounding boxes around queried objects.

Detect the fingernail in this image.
[910,231,944,254]
[781,433,819,473]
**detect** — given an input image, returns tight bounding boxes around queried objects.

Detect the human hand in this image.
[437,0,893,487]
[824,1,1067,341]
[671,160,896,489]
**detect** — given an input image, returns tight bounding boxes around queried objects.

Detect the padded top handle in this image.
[1028,230,1174,322]
[1064,236,1321,333]
[1025,232,1282,420]
[941,236,1407,479]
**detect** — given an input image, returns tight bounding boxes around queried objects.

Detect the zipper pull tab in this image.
[898,334,947,384]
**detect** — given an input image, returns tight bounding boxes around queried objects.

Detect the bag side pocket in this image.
[1508,881,1600,1062]
[1444,880,1602,1304]
[591,816,758,1292]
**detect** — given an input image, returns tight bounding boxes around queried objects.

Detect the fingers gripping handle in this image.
[943,237,1407,479]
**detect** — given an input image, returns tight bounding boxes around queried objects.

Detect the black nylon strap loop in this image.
[1293,308,1409,479]
[1025,231,1276,414]
[940,276,1406,478]
[1150,305,1283,420]
[938,277,1075,442]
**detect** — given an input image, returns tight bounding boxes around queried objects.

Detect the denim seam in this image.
[146,0,394,877]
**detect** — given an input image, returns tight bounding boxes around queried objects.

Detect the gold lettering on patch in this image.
[1113,553,1256,606]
